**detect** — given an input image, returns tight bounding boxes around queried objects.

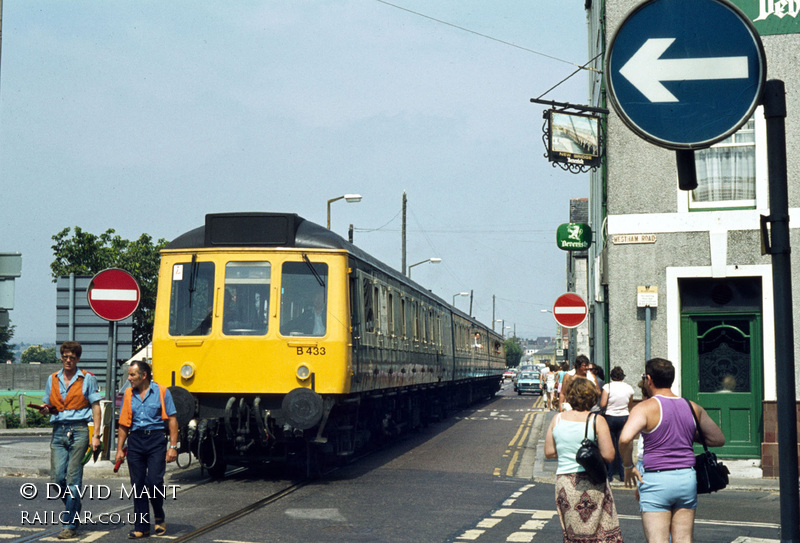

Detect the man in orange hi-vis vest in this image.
[39,341,103,540]
[115,360,178,539]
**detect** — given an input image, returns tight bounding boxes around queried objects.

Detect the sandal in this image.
[128,531,150,539]
[154,523,166,536]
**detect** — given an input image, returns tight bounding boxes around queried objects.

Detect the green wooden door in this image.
[680,313,762,458]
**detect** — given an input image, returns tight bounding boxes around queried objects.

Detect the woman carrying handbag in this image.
[546,377,624,543]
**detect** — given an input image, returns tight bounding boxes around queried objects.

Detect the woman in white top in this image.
[600,366,635,482]
[545,364,557,410]
[545,378,622,543]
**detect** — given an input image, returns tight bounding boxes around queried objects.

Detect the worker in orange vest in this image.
[115,360,178,539]
[40,341,102,540]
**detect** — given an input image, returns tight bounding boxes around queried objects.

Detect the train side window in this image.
[279,261,328,337]
[400,298,407,339]
[223,262,270,336]
[387,291,394,337]
[363,278,374,333]
[169,261,215,336]
[373,285,381,332]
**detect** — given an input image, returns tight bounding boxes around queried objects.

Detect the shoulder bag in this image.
[575,413,608,484]
[686,398,729,494]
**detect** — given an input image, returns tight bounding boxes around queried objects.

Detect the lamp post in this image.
[494,318,503,332]
[327,194,362,229]
[407,257,441,278]
[452,292,469,306]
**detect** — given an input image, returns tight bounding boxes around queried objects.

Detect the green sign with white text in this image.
[729,0,800,35]
[556,223,592,251]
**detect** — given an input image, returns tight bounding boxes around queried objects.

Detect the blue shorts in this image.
[638,467,698,512]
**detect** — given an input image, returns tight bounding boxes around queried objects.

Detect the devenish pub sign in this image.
[557,223,592,251]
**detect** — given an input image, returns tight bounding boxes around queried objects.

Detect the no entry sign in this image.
[87,269,141,321]
[552,293,588,329]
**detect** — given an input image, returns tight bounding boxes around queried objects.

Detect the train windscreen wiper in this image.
[302,254,325,288]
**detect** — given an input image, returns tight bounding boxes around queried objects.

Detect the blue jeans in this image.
[50,423,90,529]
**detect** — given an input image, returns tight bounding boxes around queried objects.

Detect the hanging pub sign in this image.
[547,110,601,168]
[556,223,592,251]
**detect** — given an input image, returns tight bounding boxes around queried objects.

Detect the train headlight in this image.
[180,362,196,380]
[296,363,311,381]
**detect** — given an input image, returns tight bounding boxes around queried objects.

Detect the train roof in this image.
[165,213,498,335]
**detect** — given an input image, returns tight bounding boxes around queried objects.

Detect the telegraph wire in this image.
[372,0,597,73]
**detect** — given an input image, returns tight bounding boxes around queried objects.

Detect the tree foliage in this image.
[51,227,167,350]
[21,345,59,364]
[504,336,522,368]
[0,325,15,362]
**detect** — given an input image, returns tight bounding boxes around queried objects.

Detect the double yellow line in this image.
[495,396,544,477]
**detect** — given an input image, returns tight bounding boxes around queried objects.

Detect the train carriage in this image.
[152,212,504,475]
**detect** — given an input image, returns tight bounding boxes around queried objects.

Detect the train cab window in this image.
[280,261,328,337]
[223,262,270,335]
[169,261,215,336]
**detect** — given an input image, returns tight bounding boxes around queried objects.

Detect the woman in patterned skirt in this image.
[545,377,624,543]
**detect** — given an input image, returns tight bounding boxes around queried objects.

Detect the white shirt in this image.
[602,381,635,416]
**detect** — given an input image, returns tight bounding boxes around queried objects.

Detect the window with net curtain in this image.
[691,117,756,209]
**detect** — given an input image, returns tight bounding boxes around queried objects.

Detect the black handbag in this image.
[686,399,729,494]
[575,413,608,485]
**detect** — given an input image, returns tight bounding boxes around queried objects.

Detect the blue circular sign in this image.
[606,0,766,150]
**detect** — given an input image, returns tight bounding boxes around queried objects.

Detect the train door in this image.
[349,262,362,390]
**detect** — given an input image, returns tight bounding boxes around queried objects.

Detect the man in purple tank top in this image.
[618,358,725,543]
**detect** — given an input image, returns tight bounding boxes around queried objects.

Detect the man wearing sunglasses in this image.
[40,341,103,540]
[619,358,725,543]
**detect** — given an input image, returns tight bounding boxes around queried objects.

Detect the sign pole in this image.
[105,322,114,402]
[763,79,800,543]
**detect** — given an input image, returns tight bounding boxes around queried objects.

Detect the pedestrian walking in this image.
[115,361,179,539]
[600,366,634,482]
[40,341,103,540]
[560,355,599,411]
[545,377,624,543]
[619,358,725,543]
[545,364,557,410]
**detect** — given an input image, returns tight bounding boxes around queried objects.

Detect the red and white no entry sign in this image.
[552,293,588,329]
[87,268,141,321]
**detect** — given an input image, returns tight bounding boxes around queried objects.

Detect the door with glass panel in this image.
[680,313,762,457]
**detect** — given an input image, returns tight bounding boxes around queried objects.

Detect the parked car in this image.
[517,371,543,395]
[503,368,517,381]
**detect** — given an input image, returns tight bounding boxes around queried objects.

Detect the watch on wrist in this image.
[169,445,178,450]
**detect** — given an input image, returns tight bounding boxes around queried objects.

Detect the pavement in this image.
[0,415,782,492]
[0,427,191,480]
[524,408,781,493]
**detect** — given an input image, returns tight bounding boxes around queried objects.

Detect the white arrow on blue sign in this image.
[606,0,766,150]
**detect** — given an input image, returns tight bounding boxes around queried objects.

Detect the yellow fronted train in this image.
[153,212,505,475]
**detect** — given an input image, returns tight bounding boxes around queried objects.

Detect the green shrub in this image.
[4,408,51,428]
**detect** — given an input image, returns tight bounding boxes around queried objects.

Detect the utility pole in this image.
[401,192,407,275]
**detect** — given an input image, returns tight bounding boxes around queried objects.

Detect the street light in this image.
[327,194,362,229]
[407,257,441,278]
[452,292,469,305]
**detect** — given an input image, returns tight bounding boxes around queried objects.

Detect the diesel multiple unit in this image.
[152,212,505,475]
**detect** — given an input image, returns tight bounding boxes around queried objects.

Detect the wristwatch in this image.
[169,445,178,450]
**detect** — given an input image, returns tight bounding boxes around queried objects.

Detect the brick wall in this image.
[761,401,800,478]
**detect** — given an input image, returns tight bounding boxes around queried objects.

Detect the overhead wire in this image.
[372,0,598,74]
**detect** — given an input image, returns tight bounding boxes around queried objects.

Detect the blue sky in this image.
[1,1,590,344]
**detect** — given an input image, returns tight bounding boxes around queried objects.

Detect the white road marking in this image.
[507,532,535,542]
